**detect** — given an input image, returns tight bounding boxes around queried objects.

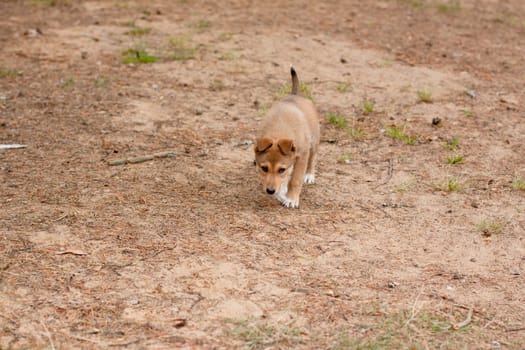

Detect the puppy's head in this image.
[254,137,296,195]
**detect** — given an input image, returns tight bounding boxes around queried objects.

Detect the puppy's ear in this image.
[254,137,273,153]
[277,139,296,156]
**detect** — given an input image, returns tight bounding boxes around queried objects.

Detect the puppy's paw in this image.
[277,195,299,208]
[304,173,315,184]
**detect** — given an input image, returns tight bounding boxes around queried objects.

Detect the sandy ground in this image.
[1,0,524,349]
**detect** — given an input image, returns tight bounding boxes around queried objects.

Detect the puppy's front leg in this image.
[279,154,309,208]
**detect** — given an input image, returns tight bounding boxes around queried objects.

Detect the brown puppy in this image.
[254,67,320,208]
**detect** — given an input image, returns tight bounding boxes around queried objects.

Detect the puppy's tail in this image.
[290,65,299,95]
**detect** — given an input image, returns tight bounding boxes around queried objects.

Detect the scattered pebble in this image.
[465,89,476,98]
[432,117,442,126]
[387,281,398,288]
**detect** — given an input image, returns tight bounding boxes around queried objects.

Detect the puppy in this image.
[254,67,320,208]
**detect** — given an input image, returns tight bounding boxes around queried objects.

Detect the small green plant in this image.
[332,334,393,350]
[228,320,305,349]
[385,125,416,145]
[31,0,69,5]
[406,0,425,9]
[0,68,20,78]
[168,36,196,61]
[337,152,352,164]
[220,51,239,60]
[61,78,74,88]
[218,32,233,42]
[447,154,464,164]
[513,174,525,191]
[363,100,375,115]
[393,180,414,193]
[210,79,225,91]
[417,90,433,103]
[347,126,365,139]
[122,47,157,64]
[476,219,505,237]
[194,20,211,32]
[461,109,475,117]
[327,113,348,129]
[336,83,351,92]
[445,137,459,151]
[442,177,462,192]
[124,22,152,36]
[95,77,110,87]
[437,1,461,13]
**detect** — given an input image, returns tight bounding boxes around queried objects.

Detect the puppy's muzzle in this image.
[266,188,276,195]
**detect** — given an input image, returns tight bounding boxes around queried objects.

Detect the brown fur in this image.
[254,68,320,208]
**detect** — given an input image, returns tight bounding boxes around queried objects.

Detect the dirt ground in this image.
[1,0,524,349]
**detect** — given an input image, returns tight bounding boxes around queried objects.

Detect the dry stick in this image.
[61,331,108,347]
[108,151,176,166]
[453,308,473,330]
[506,327,525,332]
[40,320,56,350]
[404,287,424,328]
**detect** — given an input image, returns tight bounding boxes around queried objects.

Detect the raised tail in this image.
[290,66,299,95]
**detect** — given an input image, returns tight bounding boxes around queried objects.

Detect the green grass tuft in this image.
[194,20,211,32]
[124,22,152,36]
[513,174,525,191]
[417,90,433,103]
[328,113,348,129]
[227,320,306,349]
[461,109,475,117]
[336,83,351,92]
[336,152,352,164]
[441,177,463,192]
[437,1,461,13]
[445,137,459,151]
[363,100,375,115]
[447,154,464,164]
[31,0,69,5]
[385,125,416,145]
[61,78,74,88]
[122,47,158,64]
[0,68,21,78]
[168,36,197,61]
[220,51,240,60]
[476,219,505,237]
[95,77,110,87]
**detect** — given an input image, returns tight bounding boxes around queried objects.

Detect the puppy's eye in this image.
[278,168,286,174]
[261,166,268,173]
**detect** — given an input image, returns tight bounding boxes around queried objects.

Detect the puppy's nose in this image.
[266,188,275,195]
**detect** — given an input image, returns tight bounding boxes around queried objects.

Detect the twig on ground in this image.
[506,326,525,332]
[40,319,56,350]
[108,151,176,166]
[404,287,423,328]
[453,308,473,330]
[0,144,27,149]
[61,331,108,346]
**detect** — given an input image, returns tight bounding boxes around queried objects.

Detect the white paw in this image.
[304,173,315,184]
[278,196,299,208]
